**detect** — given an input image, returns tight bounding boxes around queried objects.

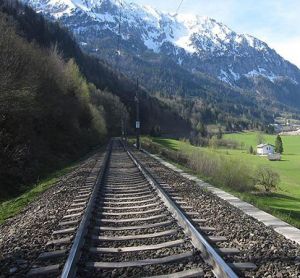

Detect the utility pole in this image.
[121,117,124,139]
[124,115,127,146]
[135,78,140,150]
[121,112,127,140]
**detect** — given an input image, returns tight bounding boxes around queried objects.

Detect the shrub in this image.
[217,157,255,192]
[216,139,239,149]
[186,151,255,192]
[203,136,240,149]
[142,137,257,193]
[209,136,218,149]
[150,125,162,137]
[255,166,280,192]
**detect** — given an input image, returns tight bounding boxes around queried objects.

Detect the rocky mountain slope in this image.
[22,0,300,113]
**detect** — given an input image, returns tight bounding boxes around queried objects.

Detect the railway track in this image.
[27,139,256,277]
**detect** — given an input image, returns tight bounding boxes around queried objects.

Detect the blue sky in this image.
[132,0,300,68]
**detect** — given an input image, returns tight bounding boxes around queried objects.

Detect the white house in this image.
[256,144,275,156]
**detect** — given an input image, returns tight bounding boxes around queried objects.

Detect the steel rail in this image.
[125,143,239,278]
[61,141,112,278]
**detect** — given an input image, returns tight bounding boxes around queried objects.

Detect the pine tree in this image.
[275,135,283,154]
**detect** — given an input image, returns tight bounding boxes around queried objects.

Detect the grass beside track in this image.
[0,165,76,224]
[143,134,300,228]
[0,146,103,225]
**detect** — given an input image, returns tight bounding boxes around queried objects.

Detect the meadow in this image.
[146,132,300,228]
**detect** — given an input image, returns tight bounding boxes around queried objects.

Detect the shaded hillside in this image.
[1,0,191,135]
[0,10,114,198]
[21,0,300,128]
[0,0,191,199]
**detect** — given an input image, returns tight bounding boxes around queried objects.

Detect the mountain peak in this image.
[22,0,300,85]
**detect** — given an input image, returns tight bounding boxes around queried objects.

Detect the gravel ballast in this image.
[0,153,102,277]
[133,149,300,278]
[78,147,212,278]
[2,144,299,277]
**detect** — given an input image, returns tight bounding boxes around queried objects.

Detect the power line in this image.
[175,0,184,16]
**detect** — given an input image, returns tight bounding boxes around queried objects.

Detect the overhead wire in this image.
[174,0,184,16]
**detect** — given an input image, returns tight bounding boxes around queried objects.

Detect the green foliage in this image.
[209,136,218,149]
[265,125,275,134]
[189,133,209,147]
[0,0,191,136]
[145,135,300,227]
[223,132,300,227]
[150,125,162,137]
[143,137,255,193]
[249,145,254,154]
[184,148,255,192]
[217,126,223,139]
[0,163,76,224]
[196,122,208,137]
[275,135,284,154]
[255,166,280,192]
[89,85,128,136]
[0,11,128,199]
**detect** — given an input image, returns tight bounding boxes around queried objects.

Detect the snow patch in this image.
[218,70,233,85]
[245,69,279,83]
[22,0,299,87]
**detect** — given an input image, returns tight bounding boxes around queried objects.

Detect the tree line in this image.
[0,10,127,199]
[0,0,192,199]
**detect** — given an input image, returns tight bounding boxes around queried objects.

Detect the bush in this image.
[206,137,240,149]
[145,140,256,193]
[255,166,280,192]
[150,125,162,137]
[189,133,209,147]
[185,150,255,192]
[209,136,218,149]
[216,139,239,149]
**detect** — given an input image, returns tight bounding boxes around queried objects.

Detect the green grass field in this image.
[148,133,300,228]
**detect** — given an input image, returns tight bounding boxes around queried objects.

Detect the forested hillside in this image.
[0,11,123,198]
[0,0,190,199]
[24,0,300,130]
[1,0,190,134]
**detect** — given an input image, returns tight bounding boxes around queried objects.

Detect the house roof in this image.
[257,143,275,148]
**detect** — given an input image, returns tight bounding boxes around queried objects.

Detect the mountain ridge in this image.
[22,0,300,120]
[22,0,300,86]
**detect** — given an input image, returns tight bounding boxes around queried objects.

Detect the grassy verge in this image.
[0,164,76,224]
[140,136,300,228]
[0,146,104,225]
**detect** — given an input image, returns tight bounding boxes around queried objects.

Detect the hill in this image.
[21,0,300,128]
[0,0,190,199]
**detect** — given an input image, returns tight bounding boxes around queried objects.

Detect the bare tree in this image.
[255,166,280,192]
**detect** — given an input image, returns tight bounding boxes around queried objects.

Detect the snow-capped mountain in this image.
[22,0,300,94]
